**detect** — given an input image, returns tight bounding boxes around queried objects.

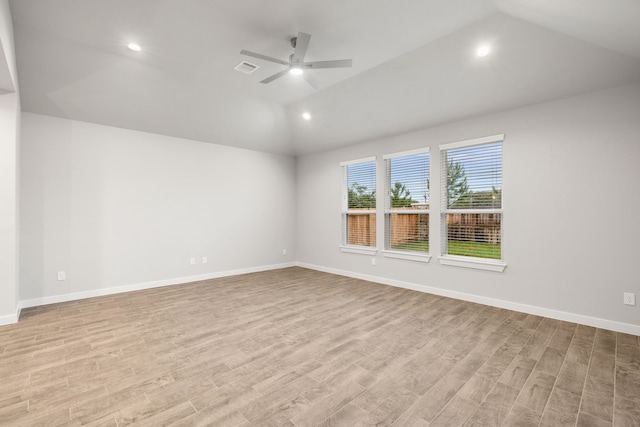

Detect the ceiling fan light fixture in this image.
[302,112,311,120]
[289,67,303,76]
[127,42,142,52]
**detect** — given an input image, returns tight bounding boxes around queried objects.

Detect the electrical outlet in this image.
[371,258,376,266]
[57,271,66,281]
[202,256,208,264]
[624,293,636,306]
[282,249,287,255]
[190,257,195,265]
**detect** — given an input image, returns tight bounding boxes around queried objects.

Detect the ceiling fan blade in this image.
[292,32,311,63]
[240,50,289,66]
[302,72,321,90]
[303,59,352,69]
[260,68,290,84]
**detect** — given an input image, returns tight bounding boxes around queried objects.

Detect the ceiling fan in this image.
[240,32,352,89]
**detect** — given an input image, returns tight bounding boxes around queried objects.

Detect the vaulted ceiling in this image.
[9,0,640,155]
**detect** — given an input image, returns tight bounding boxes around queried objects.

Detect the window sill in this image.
[438,255,507,272]
[340,246,378,256]
[383,250,431,263]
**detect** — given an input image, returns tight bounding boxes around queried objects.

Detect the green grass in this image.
[392,239,501,259]
[392,240,429,252]
[448,240,501,259]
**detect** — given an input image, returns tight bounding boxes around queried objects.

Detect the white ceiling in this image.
[8,0,640,156]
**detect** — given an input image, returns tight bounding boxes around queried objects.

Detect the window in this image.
[383,148,430,262]
[439,135,505,271]
[341,157,377,254]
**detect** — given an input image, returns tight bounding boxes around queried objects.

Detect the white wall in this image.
[0,0,16,90]
[20,113,296,304]
[296,82,640,334]
[0,0,20,325]
[0,92,19,323]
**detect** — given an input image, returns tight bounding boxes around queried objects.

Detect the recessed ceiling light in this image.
[289,67,303,76]
[302,112,311,120]
[127,43,142,52]
[476,45,490,57]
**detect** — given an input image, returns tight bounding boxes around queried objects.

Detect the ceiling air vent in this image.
[234,61,259,74]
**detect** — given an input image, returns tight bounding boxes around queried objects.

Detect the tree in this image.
[446,160,469,207]
[348,183,376,208]
[390,182,416,208]
[427,160,469,207]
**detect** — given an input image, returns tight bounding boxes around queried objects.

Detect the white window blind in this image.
[440,136,503,260]
[341,157,377,248]
[383,148,429,254]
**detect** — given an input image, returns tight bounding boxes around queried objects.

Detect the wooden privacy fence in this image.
[347,211,376,246]
[389,212,429,247]
[347,207,429,247]
[447,213,501,244]
[347,210,501,246]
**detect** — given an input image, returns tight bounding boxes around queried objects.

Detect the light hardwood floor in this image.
[1,267,639,426]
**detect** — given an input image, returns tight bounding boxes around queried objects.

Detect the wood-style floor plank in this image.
[0,267,638,426]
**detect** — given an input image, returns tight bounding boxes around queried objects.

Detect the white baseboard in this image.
[17,262,296,313]
[7,261,639,336]
[0,310,19,326]
[296,262,640,336]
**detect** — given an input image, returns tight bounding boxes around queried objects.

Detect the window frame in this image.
[340,156,378,255]
[382,147,431,263]
[438,134,507,272]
